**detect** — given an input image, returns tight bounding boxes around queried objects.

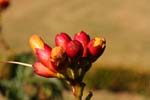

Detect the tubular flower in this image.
[87,37,106,62]
[29,34,58,77]
[55,32,71,50]
[74,31,90,57]
[66,40,83,58]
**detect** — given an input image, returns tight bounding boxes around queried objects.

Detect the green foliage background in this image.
[0,53,64,100]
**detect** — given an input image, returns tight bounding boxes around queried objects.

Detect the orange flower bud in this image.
[50,46,66,64]
[87,37,106,62]
[74,31,90,57]
[66,40,83,58]
[55,32,71,50]
[29,34,44,53]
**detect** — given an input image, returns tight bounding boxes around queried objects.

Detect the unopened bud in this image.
[66,40,83,58]
[50,46,66,64]
[74,31,90,57]
[87,37,106,62]
[55,32,71,50]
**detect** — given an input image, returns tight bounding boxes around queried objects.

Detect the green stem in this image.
[85,91,93,100]
[72,82,85,100]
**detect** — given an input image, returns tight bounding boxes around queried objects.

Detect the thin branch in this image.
[0,61,32,67]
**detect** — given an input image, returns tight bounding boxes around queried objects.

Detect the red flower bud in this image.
[88,37,106,62]
[33,62,58,78]
[0,0,9,9]
[66,40,83,58]
[55,32,71,50]
[74,31,90,57]
[35,44,51,62]
[35,45,58,73]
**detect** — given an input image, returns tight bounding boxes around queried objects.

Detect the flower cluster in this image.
[29,31,106,84]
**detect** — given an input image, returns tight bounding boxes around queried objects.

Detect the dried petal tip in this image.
[88,37,106,62]
[93,37,106,47]
[55,32,71,50]
[29,34,44,52]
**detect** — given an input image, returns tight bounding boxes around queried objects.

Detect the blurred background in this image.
[0,0,150,100]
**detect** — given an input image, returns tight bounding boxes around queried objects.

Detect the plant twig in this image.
[0,61,32,67]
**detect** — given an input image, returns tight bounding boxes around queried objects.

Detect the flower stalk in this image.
[72,82,85,100]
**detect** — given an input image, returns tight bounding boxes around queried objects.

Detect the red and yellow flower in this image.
[29,31,106,79]
[29,35,59,78]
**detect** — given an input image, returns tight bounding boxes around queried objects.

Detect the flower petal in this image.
[33,62,57,78]
[74,31,90,57]
[88,37,106,62]
[35,44,51,62]
[36,45,57,73]
[66,40,83,58]
[55,32,71,50]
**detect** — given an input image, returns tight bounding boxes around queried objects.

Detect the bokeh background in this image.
[0,0,150,100]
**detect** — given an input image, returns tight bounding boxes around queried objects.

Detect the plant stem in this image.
[85,91,93,100]
[0,61,32,67]
[72,82,85,100]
